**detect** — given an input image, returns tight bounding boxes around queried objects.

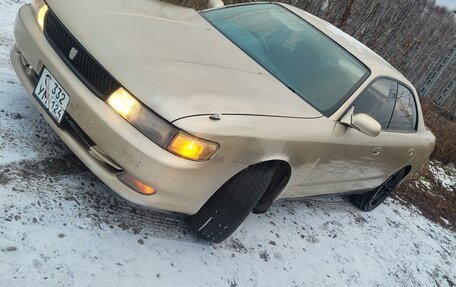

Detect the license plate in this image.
[33,68,70,124]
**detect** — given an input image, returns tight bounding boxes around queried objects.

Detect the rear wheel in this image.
[353,169,405,212]
[187,162,279,243]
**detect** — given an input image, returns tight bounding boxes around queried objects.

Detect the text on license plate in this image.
[33,68,70,124]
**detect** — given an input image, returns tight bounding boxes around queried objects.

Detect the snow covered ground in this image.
[0,0,455,286]
[428,161,456,192]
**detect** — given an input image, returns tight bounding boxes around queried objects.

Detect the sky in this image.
[436,0,456,9]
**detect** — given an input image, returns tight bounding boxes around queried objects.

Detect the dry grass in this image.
[395,102,455,232]
[394,164,456,232]
[421,101,456,165]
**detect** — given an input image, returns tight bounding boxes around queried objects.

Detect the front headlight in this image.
[106,87,178,147]
[31,0,48,30]
[106,88,219,161]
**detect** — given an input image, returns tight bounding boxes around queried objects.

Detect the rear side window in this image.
[388,85,417,132]
[353,79,397,129]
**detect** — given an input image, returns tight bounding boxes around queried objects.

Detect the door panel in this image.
[293,78,400,197]
[379,84,419,176]
[376,132,417,177]
[293,124,385,197]
[292,79,420,198]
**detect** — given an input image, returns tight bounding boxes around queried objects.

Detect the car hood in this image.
[47,0,322,121]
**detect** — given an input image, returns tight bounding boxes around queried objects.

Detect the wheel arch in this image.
[402,165,412,179]
[201,158,293,214]
[187,159,292,242]
[251,159,292,213]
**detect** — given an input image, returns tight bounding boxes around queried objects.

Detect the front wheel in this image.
[352,169,405,212]
[187,162,278,243]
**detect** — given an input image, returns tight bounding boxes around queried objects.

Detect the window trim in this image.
[340,76,419,134]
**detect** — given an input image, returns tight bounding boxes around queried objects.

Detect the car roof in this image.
[223,2,414,90]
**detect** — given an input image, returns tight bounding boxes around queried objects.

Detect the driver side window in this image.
[353,79,397,129]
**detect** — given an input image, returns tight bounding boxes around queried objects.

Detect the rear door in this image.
[376,84,419,176]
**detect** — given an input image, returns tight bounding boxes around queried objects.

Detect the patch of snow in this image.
[429,161,456,191]
[441,217,450,226]
[445,162,456,175]
[418,178,432,190]
[322,21,367,54]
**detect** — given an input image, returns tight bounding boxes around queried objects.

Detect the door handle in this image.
[372,147,382,156]
[407,148,415,156]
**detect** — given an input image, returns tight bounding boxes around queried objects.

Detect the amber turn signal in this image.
[167,131,219,161]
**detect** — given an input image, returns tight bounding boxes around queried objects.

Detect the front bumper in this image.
[10,4,245,214]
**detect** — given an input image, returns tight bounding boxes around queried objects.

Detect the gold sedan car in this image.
[11,0,435,242]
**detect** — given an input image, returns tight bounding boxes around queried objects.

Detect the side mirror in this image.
[340,107,381,137]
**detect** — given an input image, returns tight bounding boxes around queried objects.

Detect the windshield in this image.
[203,4,370,116]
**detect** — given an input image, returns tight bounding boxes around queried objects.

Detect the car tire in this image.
[352,169,405,212]
[187,162,277,243]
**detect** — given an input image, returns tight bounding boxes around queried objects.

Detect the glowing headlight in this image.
[31,0,48,30]
[107,87,179,148]
[106,88,219,161]
[106,87,141,120]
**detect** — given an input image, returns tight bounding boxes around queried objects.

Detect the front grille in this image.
[44,10,121,99]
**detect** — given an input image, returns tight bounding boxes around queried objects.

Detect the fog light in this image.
[118,173,156,196]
